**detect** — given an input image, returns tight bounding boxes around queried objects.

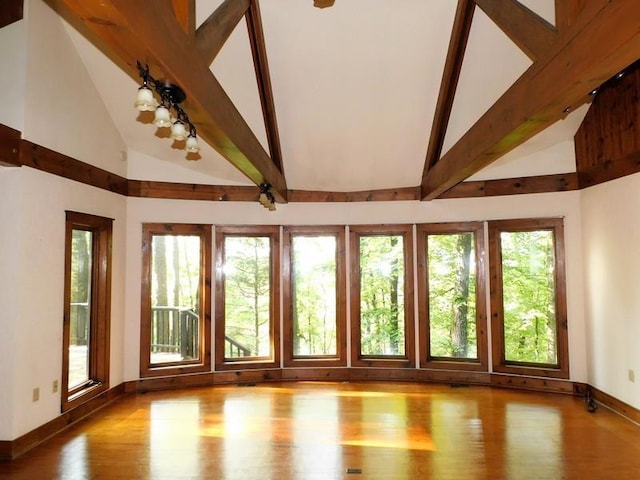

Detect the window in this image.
[488,218,569,378]
[62,211,112,411]
[282,226,346,367]
[140,224,211,377]
[417,222,487,370]
[349,225,415,367]
[215,226,280,370]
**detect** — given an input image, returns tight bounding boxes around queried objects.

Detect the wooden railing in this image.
[151,306,251,359]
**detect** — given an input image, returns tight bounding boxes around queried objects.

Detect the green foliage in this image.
[501,230,557,364]
[292,236,337,356]
[359,235,405,356]
[224,236,271,357]
[427,233,477,359]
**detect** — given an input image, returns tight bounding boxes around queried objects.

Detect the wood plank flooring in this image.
[2,381,640,479]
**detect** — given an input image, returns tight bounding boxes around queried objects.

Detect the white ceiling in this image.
[63,0,585,192]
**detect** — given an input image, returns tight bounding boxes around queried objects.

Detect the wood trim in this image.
[19,140,129,195]
[139,223,212,378]
[421,0,640,200]
[440,173,579,198]
[288,187,420,202]
[194,0,251,66]
[281,226,347,368]
[0,0,23,30]
[488,218,570,379]
[0,384,125,461]
[246,0,284,174]
[0,123,21,166]
[589,385,640,425]
[422,0,475,175]
[474,0,557,61]
[214,225,281,371]
[416,222,488,371]
[348,225,415,368]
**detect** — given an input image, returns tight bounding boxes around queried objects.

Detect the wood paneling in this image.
[575,61,640,189]
[0,0,23,29]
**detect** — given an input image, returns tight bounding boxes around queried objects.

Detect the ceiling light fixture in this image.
[258,183,276,211]
[134,61,200,157]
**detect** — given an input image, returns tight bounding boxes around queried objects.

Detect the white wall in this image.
[581,172,640,409]
[21,0,126,176]
[124,192,587,383]
[0,20,26,131]
[1,168,126,440]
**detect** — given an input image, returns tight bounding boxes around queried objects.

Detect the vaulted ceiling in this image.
[42,0,640,203]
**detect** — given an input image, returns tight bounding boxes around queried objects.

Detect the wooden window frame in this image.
[349,224,415,368]
[140,223,212,378]
[282,226,347,367]
[416,222,488,371]
[62,211,112,412]
[214,225,280,371]
[488,218,569,379]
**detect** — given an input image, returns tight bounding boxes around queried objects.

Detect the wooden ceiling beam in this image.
[474,0,557,61]
[422,0,640,200]
[195,0,250,67]
[171,0,196,37]
[421,0,475,180]
[0,0,23,29]
[554,0,587,32]
[246,0,284,173]
[45,0,287,202]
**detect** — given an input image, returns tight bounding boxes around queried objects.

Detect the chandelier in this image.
[134,61,200,157]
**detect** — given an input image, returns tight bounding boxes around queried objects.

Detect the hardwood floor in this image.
[2,381,640,479]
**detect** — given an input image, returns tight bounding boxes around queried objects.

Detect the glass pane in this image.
[224,237,271,359]
[69,230,92,389]
[501,230,557,364]
[292,236,337,356]
[359,235,405,356]
[150,235,201,365]
[427,233,477,359]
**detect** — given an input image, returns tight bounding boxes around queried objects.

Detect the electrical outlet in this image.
[52,380,59,393]
[629,369,635,383]
[32,387,40,402]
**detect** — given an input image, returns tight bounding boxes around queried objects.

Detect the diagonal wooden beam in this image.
[421,0,475,179]
[474,0,557,61]
[246,0,284,173]
[0,0,23,29]
[45,0,287,202]
[555,0,587,32]
[171,0,196,37]
[195,0,251,67]
[422,0,640,200]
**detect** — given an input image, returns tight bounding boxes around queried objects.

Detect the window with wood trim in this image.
[488,218,569,378]
[62,211,112,412]
[215,226,280,370]
[349,225,415,367]
[282,226,346,367]
[140,224,211,377]
[417,222,488,370]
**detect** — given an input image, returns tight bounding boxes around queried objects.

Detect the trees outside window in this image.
[62,212,112,411]
[283,226,346,367]
[349,225,415,367]
[140,224,211,377]
[488,218,569,378]
[215,226,280,370]
[417,223,487,370]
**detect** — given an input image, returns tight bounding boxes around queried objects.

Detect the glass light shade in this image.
[134,86,156,111]
[185,134,200,153]
[153,105,172,128]
[170,120,187,141]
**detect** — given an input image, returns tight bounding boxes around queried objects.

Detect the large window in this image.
[349,225,415,367]
[140,224,211,377]
[282,226,346,367]
[417,222,487,370]
[215,226,280,370]
[62,212,112,411]
[488,218,569,378]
